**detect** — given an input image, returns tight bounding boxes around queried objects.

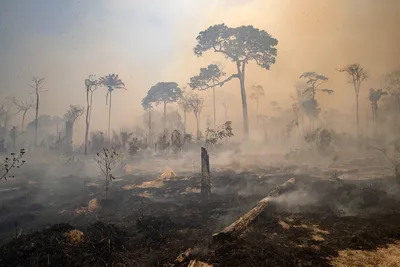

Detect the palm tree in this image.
[98,74,126,143]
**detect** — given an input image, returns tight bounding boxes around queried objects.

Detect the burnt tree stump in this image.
[201,147,211,199]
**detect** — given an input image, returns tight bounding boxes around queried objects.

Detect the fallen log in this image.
[212,178,296,242]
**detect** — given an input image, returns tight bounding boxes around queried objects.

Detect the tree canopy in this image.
[142,82,182,108]
[299,72,333,98]
[369,88,387,103]
[194,24,278,86]
[98,74,125,104]
[194,24,278,68]
[189,64,225,90]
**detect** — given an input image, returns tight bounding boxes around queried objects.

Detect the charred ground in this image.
[1,152,400,267]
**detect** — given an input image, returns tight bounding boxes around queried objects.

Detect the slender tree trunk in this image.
[237,62,249,138]
[256,98,259,126]
[108,91,112,145]
[148,108,152,144]
[356,93,360,138]
[35,91,39,147]
[183,110,187,135]
[163,101,167,130]
[195,114,200,139]
[213,85,216,129]
[65,120,74,154]
[84,87,90,155]
[21,110,27,132]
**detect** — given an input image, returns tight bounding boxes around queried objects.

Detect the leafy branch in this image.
[205,121,234,147]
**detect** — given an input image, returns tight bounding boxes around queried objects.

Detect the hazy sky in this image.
[0,0,399,138]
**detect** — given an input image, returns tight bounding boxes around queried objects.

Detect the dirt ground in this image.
[1,153,400,267]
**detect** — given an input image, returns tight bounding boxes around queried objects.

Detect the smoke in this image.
[0,0,399,142]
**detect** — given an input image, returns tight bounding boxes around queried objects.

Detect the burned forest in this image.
[1,1,400,266]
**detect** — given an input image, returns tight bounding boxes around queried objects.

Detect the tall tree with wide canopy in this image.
[249,84,265,125]
[189,64,225,129]
[142,82,182,130]
[368,88,387,135]
[194,24,278,137]
[84,75,99,155]
[98,74,125,142]
[337,63,367,138]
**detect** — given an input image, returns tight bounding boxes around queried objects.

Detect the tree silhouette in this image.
[299,72,333,130]
[99,74,126,143]
[385,68,400,113]
[178,88,193,135]
[84,75,99,155]
[189,64,225,129]
[0,104,13,142]
[64,105,84,153]
[194,24,278,137]
[141,97,153,144]
[13,97,34,131]
[368,88,387,136]
[142,82,182,130]
[249,85,265,125]
[29,77,46,147]
[337,63,367,138]
[220,92,233,122]
[9,126,19,149]
[187,93,204,139]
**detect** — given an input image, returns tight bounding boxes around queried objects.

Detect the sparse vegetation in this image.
[94,148,122,199]
[0,149,26,181]
[205,121,234,148]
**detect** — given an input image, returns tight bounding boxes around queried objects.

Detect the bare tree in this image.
[249,85,265,125]
[84,75,99,155]
[187,93,205,139]
[29,77,46,147]
[220,93,232,123]
[64,105,84,152]
[178,88,193,135]
[337,63,368,138]
[13,97,34,131]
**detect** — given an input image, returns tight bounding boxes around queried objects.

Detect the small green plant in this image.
[95,148,122,199]
[0,149,26,181]
[205,121,234,147]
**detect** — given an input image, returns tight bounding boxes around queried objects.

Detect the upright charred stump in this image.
[201,147,211,199]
